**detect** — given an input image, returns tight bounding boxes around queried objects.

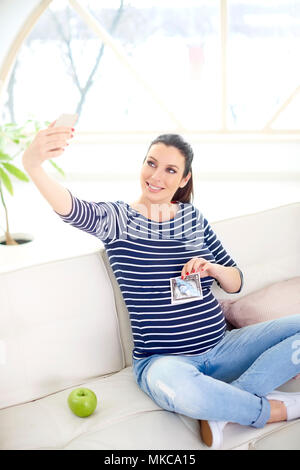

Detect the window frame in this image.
[0,0,299,142]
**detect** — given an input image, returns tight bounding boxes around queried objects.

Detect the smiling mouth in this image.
[146,181,164,192]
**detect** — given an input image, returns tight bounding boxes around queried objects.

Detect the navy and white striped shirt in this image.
[55,190,243,360]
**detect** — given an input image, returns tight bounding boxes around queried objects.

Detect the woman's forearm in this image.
[212,265,242,293]
[21,120,74,215]
[23,164,72,216]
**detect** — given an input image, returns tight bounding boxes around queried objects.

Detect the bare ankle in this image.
[267,400,287,423]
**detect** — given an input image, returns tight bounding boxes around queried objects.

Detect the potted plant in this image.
[0,119,65,245]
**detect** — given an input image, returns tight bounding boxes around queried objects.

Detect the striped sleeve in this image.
[203,217,243,294]
[54,189,122,243]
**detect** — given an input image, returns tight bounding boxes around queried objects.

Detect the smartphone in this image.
[54,113,78,128]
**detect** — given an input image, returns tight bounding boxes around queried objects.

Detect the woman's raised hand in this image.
[22,121,74,170]
[181,257,215,280]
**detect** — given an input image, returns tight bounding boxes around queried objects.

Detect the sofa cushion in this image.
[210,203,300,301]
[0,367,201,450]
[249,420,300,450]
[101,248,134,368]
[0,366,299,450]
[219,277,300,328]
[0,253,125,409]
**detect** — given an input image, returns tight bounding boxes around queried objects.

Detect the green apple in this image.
[68,388,97,418]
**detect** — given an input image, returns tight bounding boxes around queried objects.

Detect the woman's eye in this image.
[147,160,176,174]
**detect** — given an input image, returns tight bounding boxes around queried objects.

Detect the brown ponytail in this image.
[172,171,194,204]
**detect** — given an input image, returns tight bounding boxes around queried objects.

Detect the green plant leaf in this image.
[2,162,30,182]
[48,159,66,177]
[0,151,12,161]
[0,119,66,203]
[0,167,13,195]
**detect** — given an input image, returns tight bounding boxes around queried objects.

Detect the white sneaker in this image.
[266,390,300,421]
[199,419,227,449]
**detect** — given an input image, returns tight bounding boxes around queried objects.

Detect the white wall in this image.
[6,139,300,235]
[36,138,300,180]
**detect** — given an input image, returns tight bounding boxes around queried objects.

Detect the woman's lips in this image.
[146,181,164,193]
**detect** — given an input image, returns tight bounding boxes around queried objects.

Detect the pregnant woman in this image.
[22,121,300,449]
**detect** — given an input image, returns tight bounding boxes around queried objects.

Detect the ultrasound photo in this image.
[170,273,203,305]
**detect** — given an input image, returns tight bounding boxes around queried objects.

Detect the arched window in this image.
[1,0,299,136]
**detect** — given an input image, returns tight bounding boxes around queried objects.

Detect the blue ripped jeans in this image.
[132,315,300,428]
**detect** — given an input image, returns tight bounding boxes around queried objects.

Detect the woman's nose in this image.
[152,167,164,181]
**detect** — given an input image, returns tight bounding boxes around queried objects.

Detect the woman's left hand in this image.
[181,257,218,279]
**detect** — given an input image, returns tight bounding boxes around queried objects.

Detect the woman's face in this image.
[139,143,191,205]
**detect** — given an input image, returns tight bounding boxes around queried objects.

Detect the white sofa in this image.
[1,202,300,451]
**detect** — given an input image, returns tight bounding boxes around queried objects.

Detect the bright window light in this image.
[227,0,300,130]
[1,0,299,134]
